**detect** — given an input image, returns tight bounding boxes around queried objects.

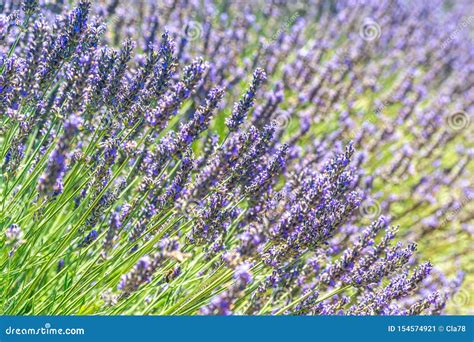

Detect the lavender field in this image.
[0,0,472,315]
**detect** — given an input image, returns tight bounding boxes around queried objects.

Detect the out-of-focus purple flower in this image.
[79,229,98,247]
[5,224,22,241]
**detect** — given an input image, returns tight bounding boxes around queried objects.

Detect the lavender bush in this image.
[0,0,472,315]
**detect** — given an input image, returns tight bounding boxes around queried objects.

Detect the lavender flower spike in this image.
[226,68,267,132]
